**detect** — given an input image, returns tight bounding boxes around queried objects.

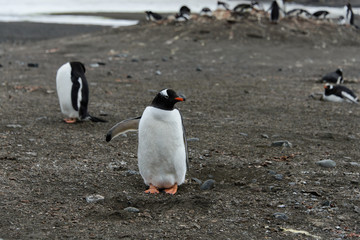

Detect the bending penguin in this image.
[56,61,106,123]
[321,68,343,84]
[106,89,188,195]
[322,83,358,104]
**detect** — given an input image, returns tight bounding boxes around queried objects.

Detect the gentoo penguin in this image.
[106,89,187,194]
[217,1,230,10]
[200,7,212,17]
[56,62,106,123]
[345,3,355,26]
[233,1,260,14]
[269,1,281,23]
[321,68,343,84]
[179,5,191,19]
[286,8,311,18]
[323,83,358,103]
[312,10,329,19]
[145,11,163,21]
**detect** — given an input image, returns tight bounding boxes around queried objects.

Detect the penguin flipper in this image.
[341,91,359,104]
[106,116,141,142]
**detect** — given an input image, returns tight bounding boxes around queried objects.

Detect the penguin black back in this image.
[270,1,280,22]
[151,89,185,111]
[69,61,89,119]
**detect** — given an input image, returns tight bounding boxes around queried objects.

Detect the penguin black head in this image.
[180,5,191,15]
[335,68,343,76]
[70,61,86,74]
[151,89,185,110]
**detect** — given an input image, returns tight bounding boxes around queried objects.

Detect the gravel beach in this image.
[1,10,360,239]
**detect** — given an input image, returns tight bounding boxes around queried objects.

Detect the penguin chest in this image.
[56,63,81,118]
[138,107,186,188]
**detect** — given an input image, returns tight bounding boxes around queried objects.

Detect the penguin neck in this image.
[151,99,176,111]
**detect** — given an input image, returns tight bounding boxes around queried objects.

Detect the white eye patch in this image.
[160,89,168,98]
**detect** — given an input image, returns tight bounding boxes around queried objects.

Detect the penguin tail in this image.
[87,114,107,123]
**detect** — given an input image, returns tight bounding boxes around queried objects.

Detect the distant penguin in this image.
[286,8,311,18]
[200,7,212,17]
[321,68,343,84]
[56,62,106,123]
[323,83,358,103]
[312,10,329,19]
[233,1,260,14]
[345,3,355,25]
[179,5,191,19]
[269,1,281,23]
[145,11,163,21]
[217,1,230,10]
[106,89,187,195]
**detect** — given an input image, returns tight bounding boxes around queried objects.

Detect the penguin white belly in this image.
[323,94,344,103]
[138,107,186,189]
[56,63,79,118]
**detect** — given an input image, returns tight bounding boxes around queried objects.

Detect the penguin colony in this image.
[55,1,358,195]
[144,1,357,28]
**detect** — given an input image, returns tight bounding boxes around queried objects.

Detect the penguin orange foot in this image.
[64,118,76,123]
[164,184,178,195]
[145,184,159,194]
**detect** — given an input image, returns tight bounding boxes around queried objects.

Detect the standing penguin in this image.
[56,62,106,123]
[106,89,187,195]
[323,83,358,103]
[269,1,281,23]
[345,3,355,26]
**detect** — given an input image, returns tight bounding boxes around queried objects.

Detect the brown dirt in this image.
[1,14,360,239]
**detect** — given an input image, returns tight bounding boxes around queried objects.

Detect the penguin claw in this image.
[64,118,76,123]
[164,184,178,195]
[145,184,160,194]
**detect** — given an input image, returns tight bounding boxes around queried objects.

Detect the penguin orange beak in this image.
[175,97,184,101]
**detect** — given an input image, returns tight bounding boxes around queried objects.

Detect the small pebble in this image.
[273,212,288,220]
[240,133,248,137]
[162,57,168,62]
[261,134,269,139]
[125,170,140,175]
[187,137,200,142]
[196,66,202,72]
[192,177,202,185]
[268,170,276,175]
[271,140,292,147]
[90,63,99,68]
[6,124,22,128]
[27,63,39,68]
[155,70,162,75]
[86,194,105,203]
[200,179,215,190]
[124,207,140,213]
[316,159,336,168]
[349,162,360,167]
[274,174,283,180]
[131,58,139,62]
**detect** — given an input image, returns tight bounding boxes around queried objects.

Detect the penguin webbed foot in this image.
[163,184,178,195]
[64,118,77,124]
[144,184,160,194]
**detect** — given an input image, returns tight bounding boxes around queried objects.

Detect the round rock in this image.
[316,159,336,168]
[200,179,215,190]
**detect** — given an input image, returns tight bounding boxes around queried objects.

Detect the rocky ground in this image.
[1,12,360,239]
